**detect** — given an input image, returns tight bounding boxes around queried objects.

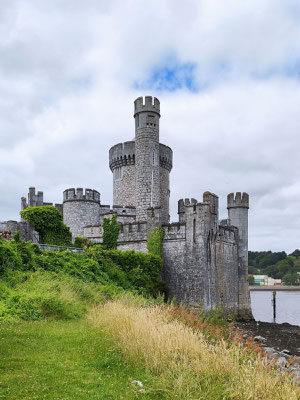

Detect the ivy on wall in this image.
[102,214,120,250]
[20,206,72,246]
[147,226,165,258]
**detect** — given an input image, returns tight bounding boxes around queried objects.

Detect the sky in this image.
[1,0,300,252]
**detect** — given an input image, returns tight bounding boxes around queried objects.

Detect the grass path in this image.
[0,320,162,400]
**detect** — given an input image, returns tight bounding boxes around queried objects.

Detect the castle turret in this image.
[109,141,136,208]
[227,192,252,318]
[134,96,161,222]
[63,188,101,238]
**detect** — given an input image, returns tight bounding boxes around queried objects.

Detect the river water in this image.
[250,291,300,326]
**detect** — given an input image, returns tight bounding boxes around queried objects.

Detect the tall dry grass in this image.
[89,298,299,400]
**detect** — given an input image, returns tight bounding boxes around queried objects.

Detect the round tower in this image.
[134,96,161,222]
[109,141,136,207]
[63,188,100,238]
[227,192,252,318]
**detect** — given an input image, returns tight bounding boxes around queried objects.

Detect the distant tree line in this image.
[248,250,300,285]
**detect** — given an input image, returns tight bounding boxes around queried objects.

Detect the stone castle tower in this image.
[109,96,172,224]
[12,95,252,319]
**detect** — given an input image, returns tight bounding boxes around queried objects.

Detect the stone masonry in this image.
[11,96,252,319]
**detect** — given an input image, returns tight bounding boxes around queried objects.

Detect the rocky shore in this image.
[235,320,300,381]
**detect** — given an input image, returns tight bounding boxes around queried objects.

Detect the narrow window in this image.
[193,219,196,243]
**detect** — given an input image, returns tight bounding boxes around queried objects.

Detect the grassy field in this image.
[0,319,162,400]
[0,261,299,399]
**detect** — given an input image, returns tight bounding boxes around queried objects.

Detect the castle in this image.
[0,96,252,318]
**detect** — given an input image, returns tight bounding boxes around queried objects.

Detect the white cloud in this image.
[1,0,300,252]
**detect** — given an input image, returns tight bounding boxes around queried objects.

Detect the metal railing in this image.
[38,244,84,253]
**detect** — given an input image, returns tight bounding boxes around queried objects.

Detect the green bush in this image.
[87,246,166,296]
[74,236,86,248]
[20,206,72,246]
[0,236,165,308]
[0,239,22,273]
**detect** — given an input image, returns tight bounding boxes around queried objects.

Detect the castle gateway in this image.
[9,96,252,318]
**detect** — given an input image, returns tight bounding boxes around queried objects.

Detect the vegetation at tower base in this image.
[20,205,72,246]
[248,250,300,284]
[102,214,120,249]
[147,226,165,258]
[0,234,164,323]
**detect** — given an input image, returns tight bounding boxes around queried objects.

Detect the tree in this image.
[289,249,300,259]
[248,265,259,275]
[282,272,300,286]
[248,275,255,285]
[102,214,120,250]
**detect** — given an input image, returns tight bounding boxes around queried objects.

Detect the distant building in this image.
[251,275,282,286]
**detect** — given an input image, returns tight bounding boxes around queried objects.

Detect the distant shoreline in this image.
[249,285,300,291]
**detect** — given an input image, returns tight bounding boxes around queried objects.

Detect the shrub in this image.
[20,206,72,246]
[0,239,22,274]
[74,236,86,248]
[1,237,165,298]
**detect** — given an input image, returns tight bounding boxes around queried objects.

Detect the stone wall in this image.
[0,220,39,242]
[216,226,239,314]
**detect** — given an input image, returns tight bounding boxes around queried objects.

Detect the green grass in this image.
[0,319,165,400]
[0,270,124,323]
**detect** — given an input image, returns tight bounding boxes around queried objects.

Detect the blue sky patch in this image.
[135,58,198,92]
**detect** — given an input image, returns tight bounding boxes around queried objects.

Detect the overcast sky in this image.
[1,0,300,252]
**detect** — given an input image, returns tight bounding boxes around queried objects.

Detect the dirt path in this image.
[235,321,300,356]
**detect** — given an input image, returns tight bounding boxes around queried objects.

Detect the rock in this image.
[264,347,276,358]
[277,357,287,368]
[254,336,266,342]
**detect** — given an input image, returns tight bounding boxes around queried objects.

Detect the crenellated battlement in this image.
[162,223,186,241]
[109,141,136,171]
[63,188,100,203]
[159,144,173,171]
[109,142,172,172]
[217,225,238,243]
[134,96,160,117]
[227,192,249,209]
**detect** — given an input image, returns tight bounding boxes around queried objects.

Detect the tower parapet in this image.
[63,188,100,203]
[109,141,136,171]
[134,96,160,116]
[227,192,249,209]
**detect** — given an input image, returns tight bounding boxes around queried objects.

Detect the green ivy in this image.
[74,236,86,249]
[147,226,165,258]
[0,237,165,297]
[102,214,120,250]
[20,206,72,246]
